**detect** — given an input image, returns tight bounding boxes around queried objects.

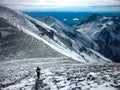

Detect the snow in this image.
[74,13,120,62]
[4,77,35,90]
[0,5,111,63]
[0,58,120,90]
[0,5,120,90]
[0,30,10,37]
[39,16,75,35]
[91,83,116,90]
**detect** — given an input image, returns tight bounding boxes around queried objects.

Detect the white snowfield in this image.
[0,58,120,90]
[0,5,111,63]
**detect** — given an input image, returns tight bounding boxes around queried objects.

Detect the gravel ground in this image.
[0,58,120,90]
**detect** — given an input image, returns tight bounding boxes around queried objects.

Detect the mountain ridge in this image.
[74,13,120,62]
[0,5,111,63]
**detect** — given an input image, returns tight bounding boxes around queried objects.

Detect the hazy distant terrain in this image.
[24,12,120,26]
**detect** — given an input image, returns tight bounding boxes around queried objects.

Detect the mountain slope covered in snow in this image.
[39,16,75,37]
[74,14,120,62]
[0,17,63,60]
[39,16,99,50]
[0,6,111,63]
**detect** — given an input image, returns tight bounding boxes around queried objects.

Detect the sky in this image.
[0,0,120,12]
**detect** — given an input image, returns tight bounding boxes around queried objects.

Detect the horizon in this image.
[21,10,120,13]
[23,11,120,26]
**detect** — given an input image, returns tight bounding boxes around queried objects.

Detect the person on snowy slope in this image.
[36,67,41,79]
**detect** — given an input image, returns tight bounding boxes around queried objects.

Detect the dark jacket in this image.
[36,67,41,73]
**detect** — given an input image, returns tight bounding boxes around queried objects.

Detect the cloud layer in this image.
[0,0,120,11]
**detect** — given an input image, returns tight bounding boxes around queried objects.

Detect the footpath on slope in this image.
[0,58,120,90]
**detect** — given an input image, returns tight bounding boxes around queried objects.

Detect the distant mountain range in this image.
[1,5,119,63]
[74,14,120,62]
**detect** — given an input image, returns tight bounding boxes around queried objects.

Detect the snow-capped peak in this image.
[39,16,75,36]
[0,6,111,63]
[76,14,104,26]
[74,13,120,62]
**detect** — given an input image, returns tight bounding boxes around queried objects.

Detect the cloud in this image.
[73,18,79,21]
[0,0,120,11]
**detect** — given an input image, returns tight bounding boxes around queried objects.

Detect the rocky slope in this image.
[0,17,63,60]
[74,14,120,62]
[0,6,111,63]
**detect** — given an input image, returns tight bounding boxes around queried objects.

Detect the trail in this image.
[0,57,76,90]
[35,79,50,90]
[0,58,120,90]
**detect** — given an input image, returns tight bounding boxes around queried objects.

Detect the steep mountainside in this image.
[0,18,63,60]
[39,16,75,37]
[74,14,120,62]
[39,16,99,50]
[0,6,111,63]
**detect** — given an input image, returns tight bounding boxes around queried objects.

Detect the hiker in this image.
[36,67,41,79]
